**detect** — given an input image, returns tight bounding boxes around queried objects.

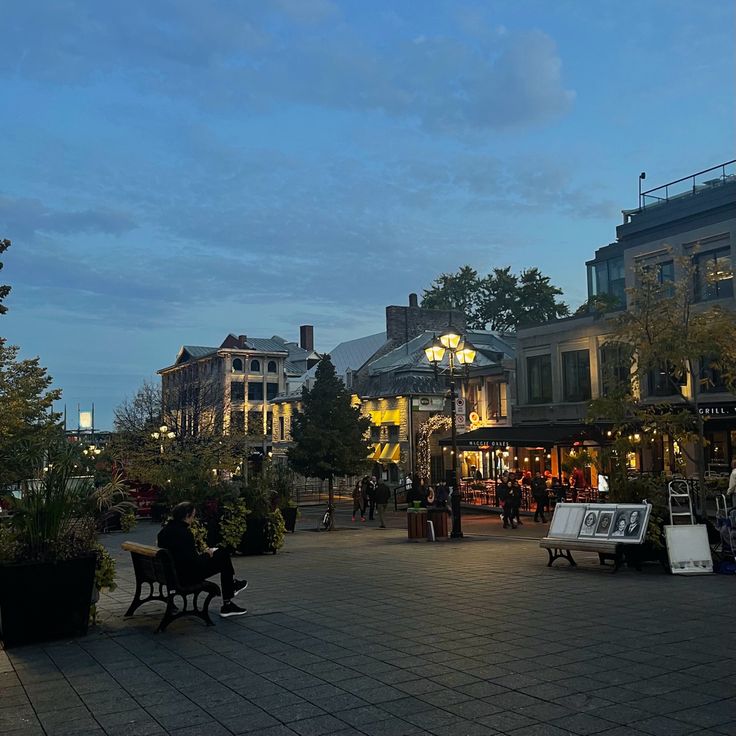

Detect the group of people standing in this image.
[496,470,568,528]
[352,475,391,528]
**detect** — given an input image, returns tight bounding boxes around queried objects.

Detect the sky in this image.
[1,0,734,430]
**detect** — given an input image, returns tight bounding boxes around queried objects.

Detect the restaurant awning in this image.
[368,443,382,460]
[381,409,401,425]
[378,443,401,462]
[440,423,603,449]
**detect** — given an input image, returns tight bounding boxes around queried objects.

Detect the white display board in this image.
[664,525,713,575]
[549,503,651,544]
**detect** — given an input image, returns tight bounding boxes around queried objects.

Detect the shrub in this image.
[120,510,137,533]
[219,499,250,551]
[264,509,286,553]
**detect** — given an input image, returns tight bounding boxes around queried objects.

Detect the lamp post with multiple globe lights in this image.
[424,329,476,538]
[151,424,176,454]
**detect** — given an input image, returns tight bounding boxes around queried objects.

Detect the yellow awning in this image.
[379,443,400,462]
[381,409,400,425]
[369,410,382,426]
[368,443,382,461]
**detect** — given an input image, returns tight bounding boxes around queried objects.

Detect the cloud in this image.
[1,2,574,135]
[0,195,137,240]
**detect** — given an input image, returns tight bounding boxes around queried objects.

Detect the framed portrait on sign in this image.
[594,510,614,537]
[578,510,598,537]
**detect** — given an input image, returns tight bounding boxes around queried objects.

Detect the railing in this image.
[639,159,736,210]
[293,476,357,505]
[459,479,603,509]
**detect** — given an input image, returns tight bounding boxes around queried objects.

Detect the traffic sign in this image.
[454,397,465,414]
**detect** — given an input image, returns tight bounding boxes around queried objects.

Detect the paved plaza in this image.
[2,506,736,736]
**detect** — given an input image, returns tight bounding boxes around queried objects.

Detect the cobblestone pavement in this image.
[2,506,736,736]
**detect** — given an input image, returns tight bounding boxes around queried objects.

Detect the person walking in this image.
[551,476,565,506]
[375,481,391,528]
[364,475,377,520]
[531,471,548,523]
[158,501,248,618]
[352,479,367,522]
[496,472,510,525]
[509,472,523,526]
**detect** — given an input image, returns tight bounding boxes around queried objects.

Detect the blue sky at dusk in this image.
[1,0,733,429]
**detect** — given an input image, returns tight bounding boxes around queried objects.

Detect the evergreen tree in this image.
[287,355,371,527]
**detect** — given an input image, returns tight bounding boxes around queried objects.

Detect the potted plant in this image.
[0,442,126,648]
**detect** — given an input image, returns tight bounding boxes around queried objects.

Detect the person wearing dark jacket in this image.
[375,482,391,528]
[366,475,378,520]
[158,501,248,618]
[531,471,548,523]
[505,473,521,529]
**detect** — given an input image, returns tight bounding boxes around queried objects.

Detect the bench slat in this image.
[121,541,160,557]
[540,538,619,553]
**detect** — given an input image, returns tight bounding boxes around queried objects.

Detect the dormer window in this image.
[232,358,243,372]
[267,360,277,373]
[250,359,261,373]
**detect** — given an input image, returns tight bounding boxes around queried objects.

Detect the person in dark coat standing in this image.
[375,481,391,528]
[531,471,548,523]
[366,475,378,520]
[509,472,523,526]
[352,479,367,522]
[158,501,248,618]
[496,472,509,524]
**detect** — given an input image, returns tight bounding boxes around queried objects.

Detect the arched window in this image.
[267,360,277,373]
[232,358,243,372]
[250,359,261,373]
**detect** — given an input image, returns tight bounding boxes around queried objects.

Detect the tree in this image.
[588,256,736,509]
[0,240,62,485]
[287,355,371,527]
[113,380,162,434]
[422,264,568,331]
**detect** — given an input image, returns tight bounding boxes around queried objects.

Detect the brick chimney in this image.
[300,325,314,352]
[409,293,418,307]
[238,334,247,347]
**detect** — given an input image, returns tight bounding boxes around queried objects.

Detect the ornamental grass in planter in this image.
[0,442,129,648]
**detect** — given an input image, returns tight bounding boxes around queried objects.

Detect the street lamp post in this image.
[424,331,476,539]
[82,444,101,473]
[151,425,176,454]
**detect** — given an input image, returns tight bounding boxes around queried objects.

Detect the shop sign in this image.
[413,396,446,411]
[468,439,508,448]
[698,403,736,416]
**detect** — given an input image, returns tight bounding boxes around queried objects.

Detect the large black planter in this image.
[281,506,298,533]
[239,517,276,555]
[0,554,97,648]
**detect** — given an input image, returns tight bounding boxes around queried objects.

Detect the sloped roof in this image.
[177,345,217,364]
[303,331,386,381]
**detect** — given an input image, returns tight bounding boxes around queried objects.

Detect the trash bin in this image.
[427,507,449,539]
[407,508,427,541]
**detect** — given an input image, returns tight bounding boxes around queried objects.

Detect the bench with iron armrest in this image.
[121,542,220,632]
[540,537,626,572]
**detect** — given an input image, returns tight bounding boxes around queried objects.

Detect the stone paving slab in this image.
[2,506,736,735]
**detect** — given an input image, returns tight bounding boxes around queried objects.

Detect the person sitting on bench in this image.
[158,501,248,618]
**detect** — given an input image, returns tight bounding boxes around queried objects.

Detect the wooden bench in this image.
[540,537,625,572]
[121,542,220,632]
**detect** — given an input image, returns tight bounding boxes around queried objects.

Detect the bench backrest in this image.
[121,541,182,589]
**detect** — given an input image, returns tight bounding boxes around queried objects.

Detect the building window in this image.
[250,359,261,372]
[487,382,508,419]
[247,411,262,435]
[248,382,264,401]
[658,260,674,284]
[279,415,285,440]
[232,358,243,372]
[230,381,245,402]
[388,425,400,442]
[230,410,245,432]
[646,363,684,397]
[562,350,591,402]
[370,425,381,442]
[600,344,630,397]
[527,355,552,404]
[694,247,733,302]
[590,256,625,306]
[700,356,728,393]
[267,360,277,373]
[266,382,279,400]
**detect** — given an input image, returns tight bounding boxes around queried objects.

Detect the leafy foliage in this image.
[120,510,137,532]
[219,499,250,550]
[288,356,371,505]
[422,265,569,331]
[0,238,10,315]
[94,543,117,592]
[264,508,286,553]
[417,414,452,480]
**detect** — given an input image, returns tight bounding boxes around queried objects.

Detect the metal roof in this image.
[303,331,386,381]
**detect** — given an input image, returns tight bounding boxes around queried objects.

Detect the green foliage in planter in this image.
[94,543,117,592]
[219,499,250,550]
[190,518,208,553]
[120,510,137,533]
[264,508,286,553]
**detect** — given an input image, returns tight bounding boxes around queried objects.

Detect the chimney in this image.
[238,334,247,347]
[408,293,418,307]
[299,325,314,352]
